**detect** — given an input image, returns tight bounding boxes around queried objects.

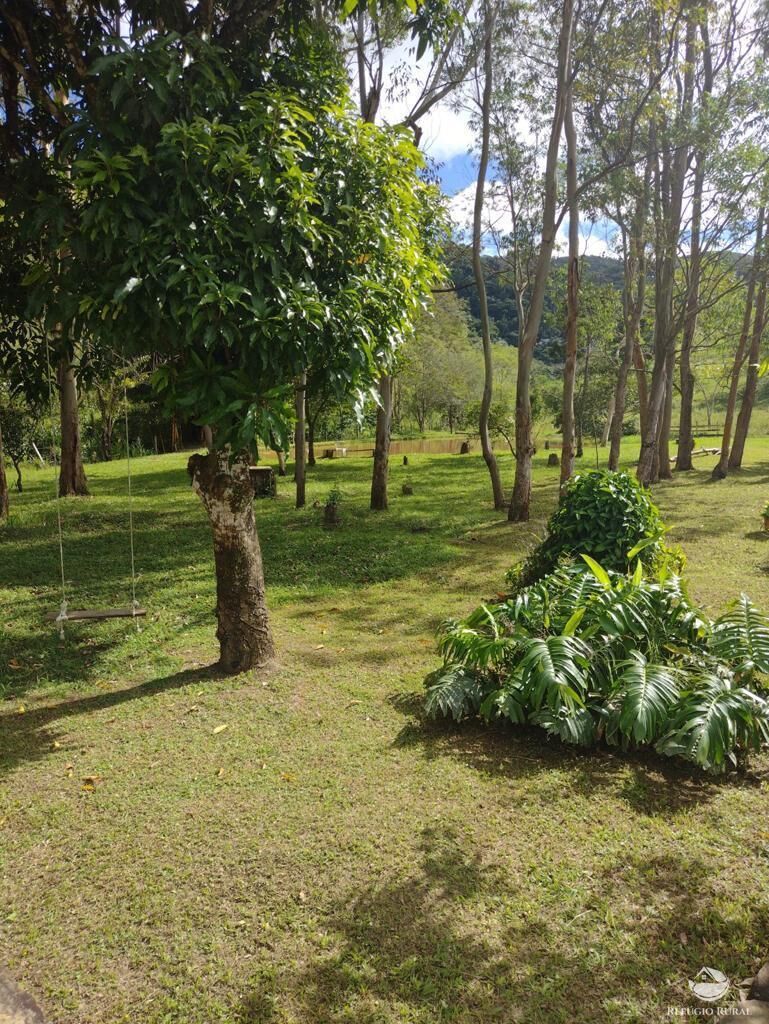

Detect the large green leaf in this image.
[710,594,769,680]
[608,653,680,744]
[517,635,591,713]
[657,674,769,773]
[424,666,491,723]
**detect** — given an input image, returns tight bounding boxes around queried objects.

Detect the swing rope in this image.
[122,350,141,631]
[43,340,142,635]
[44,336,68,639]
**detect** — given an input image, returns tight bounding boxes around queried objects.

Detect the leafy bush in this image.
[510,470,675,589]
[425,558,769,774]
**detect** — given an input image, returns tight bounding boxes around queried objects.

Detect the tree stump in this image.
[248,466,276,498]
[323,503,341,528]
[402,483,414,495]
[460,441,470,454]
[547,453,559,467]
[403,455,409,465]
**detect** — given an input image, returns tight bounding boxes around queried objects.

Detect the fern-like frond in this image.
[710,594,769,680]
[424,666,491,722]
[656,673,769,773]
[517,635,592,713]
[608,653,681,744]
[529,706,598,747]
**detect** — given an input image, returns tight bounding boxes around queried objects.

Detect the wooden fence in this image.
[275,436,473,459]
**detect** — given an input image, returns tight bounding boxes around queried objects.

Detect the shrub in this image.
[510,470,674,589]
[425,558,769,774]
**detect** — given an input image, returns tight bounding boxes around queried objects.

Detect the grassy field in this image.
[2,438,769,1024]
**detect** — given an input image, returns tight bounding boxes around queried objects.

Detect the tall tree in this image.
[472,0,505,509]
[730,197,769,469]
[6,27,443,672]
[713,205,766,478]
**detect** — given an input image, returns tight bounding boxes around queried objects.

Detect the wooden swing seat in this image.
[45,607,147,623]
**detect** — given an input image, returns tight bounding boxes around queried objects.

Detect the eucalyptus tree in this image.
[4,14,444,672]
[492,0,660,516]
[470,0,505,508]
[730,187,769,469]
[634,0,766,485]
[344,0,477,509]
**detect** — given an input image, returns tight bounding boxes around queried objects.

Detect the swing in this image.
[44,340,146,638]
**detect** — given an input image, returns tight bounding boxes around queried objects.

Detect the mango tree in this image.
[19,33,442,673]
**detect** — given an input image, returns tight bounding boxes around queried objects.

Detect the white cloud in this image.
[448,180,620,258]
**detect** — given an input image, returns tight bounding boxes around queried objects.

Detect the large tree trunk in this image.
[473,1,505,510]
[188,451,274,674]
[58,356,89,497]
[370,375,392,510]
[729,246,768,469]
[509,0,573,521]
[713,204,765,479]
[294,372,306,509]
[560,86,579,486]
[0,419,9,520]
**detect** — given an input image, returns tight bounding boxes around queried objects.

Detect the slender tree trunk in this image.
[307,418,316,468]
[657,346,675,480]
[276,450,287,477]
[610,142,652,472]
[560,87,579,486]
[675,73,709,471]
[294,372,306,508]
[633,342,649,436]
[713,204,765,479]
[370,375,392,510]
[473,1,504,510]
[729,244,768,469]
[170,415,180,452]
[637,14,694,486]
[58,356,89,497]
[188,451,274,674]
[0,420,9,520]
[601,394,614,447]
[509,0,573,521]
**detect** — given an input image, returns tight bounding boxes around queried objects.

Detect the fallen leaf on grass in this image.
[314,644,325,650]
[212,724,228,735]
[281,772,295,782]
[216,768,225,778]
[16,705,25,715]
[8,660,23,670]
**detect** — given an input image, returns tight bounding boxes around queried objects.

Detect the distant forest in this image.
[450,254,626,363]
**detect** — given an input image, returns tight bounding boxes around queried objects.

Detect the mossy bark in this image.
[188,451,275,674]
[58,357,89,497]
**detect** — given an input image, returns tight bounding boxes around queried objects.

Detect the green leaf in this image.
[580,554,611,589]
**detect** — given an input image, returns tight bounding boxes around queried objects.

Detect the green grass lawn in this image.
[2,438,769,1024]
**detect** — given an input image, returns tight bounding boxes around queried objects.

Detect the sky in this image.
[374,42,620,259]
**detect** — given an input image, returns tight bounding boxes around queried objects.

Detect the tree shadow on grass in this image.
[0,664,219,777]
[237,824,768,1024]
[386,691,759,817]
